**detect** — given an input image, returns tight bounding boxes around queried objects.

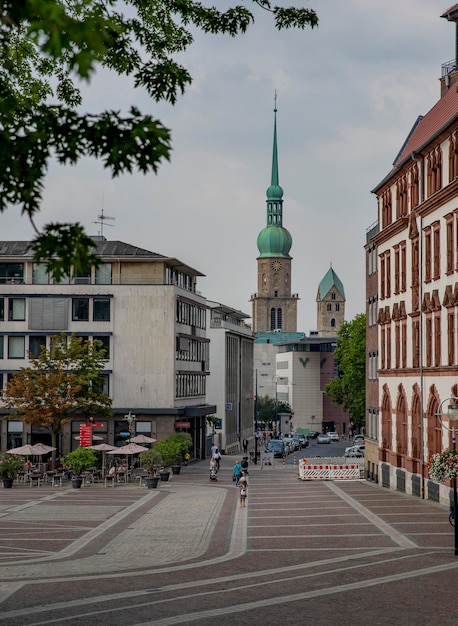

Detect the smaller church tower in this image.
[251,98,299,333]
[316,266,345,337]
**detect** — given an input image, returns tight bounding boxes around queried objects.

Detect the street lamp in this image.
[436,397,458,556]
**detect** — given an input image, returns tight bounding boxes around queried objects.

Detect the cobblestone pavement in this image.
[0,455,457,625]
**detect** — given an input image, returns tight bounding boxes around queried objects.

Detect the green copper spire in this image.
[257,94,292,258]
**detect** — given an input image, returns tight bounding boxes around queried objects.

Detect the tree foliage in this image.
[0,1,318,277]
[1,334,112,446]
[324,313,366,428]
[257,395,292,423]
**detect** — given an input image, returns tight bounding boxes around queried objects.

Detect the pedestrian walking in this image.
[242,438,248,454]
[233,460,242,485]
[212,447,222,470]
[239,476,248,507]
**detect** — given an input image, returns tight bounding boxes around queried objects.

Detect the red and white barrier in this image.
[299,457,363,480]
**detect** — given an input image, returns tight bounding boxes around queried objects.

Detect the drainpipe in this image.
[412,151,425,499]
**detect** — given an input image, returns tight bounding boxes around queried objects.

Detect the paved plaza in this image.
[0,455,457,625]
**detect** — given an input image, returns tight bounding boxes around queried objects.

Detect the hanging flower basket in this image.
[428,448,458,483]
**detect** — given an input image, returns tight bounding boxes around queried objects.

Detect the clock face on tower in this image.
[271,260,282,272]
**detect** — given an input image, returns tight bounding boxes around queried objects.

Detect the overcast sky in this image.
[2,1,454,332]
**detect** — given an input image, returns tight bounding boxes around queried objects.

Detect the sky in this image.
[1,1,455,332]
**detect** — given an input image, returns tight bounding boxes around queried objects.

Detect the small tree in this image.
[0,453,25,480]
[324,313,366,429]
[63,447,97,477]
[139,449,163,476]
[2,334,112,461]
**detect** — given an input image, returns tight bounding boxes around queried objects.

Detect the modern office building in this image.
[205,302,254,454]
[0,238,216,458]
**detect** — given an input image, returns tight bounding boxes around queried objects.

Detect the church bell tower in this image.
[251,99,298,333]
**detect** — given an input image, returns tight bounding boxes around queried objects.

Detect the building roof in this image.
[441,4,458,21]
[0,239,205,276]
[318,266,345,300]
[393,84,458,168]
[255,331,305,344]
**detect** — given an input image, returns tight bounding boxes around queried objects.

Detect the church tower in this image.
[251,100,298,333]
[316,266,345,337]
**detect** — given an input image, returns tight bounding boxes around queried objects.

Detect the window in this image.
[0,263,24,284]
[93,298,110,321]
[327,303,332,311]
[270,308,275,330]
[29,298,68,330]
[74,268,91,284]
[277,308,282,330]
[0,336,3,358]
[434,313,441,367]
[446,214,454,274]
[98,374,109,395]
[32,263,49,284]
[385,251,391,297]
[427,146,442,196]
[8,298,25,321]
[72,298,89,321]
[331,318,336,327]
[425,316,432,367]
[93,335,110,358]
[432,222,441,280]
[394,245,400,294]
[335,303,340,312]
[0,372,3,395]
[331,293,336,300]
[95,264,112,285]
[424,227,432,282]
[8,336,25,358]
[448,311,455,366]
[0,297,3,320]
[400,241,406,292]
[53,272,69,285]
[450,131,458,182]
[29,335,46,359]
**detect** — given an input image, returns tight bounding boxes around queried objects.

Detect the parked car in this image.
[265,440,287,458]
[345,445,364,458]
[327,431,339,441]
[307,431,320,439]
[295,434,309,448]
[317,434,331,444]
[281,437,294,454]
[353,435,365,444]
[291,437,303,451]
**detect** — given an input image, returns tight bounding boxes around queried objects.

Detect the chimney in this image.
[440,4,458,96]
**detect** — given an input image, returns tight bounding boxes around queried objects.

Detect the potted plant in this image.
[169,433,192,474]
[63,447,98,489]
[0,453,25,488]
[138,449,163,488]
[154,438,183,481]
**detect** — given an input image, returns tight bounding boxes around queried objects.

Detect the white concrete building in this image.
[205,302,254,454]
[0,238,216,458]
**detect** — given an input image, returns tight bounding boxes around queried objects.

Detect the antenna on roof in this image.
[93,208,115,237]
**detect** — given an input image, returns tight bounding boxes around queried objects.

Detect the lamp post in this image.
[254,369,259,464]
[436,397,458,556]
[272,375,279,434]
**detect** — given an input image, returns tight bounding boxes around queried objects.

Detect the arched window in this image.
[277,308,282,329]
[331,318,336,327]
[327,303,332,311]
[270,308,276,330]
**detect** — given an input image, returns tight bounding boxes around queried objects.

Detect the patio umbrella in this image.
[89,443,118,478]
[7,443,56,456]
[74,434,104,442]
[130,434,157,444]
[107,442,148,473]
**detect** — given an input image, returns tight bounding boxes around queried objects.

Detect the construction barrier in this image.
[298,457,364,480]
